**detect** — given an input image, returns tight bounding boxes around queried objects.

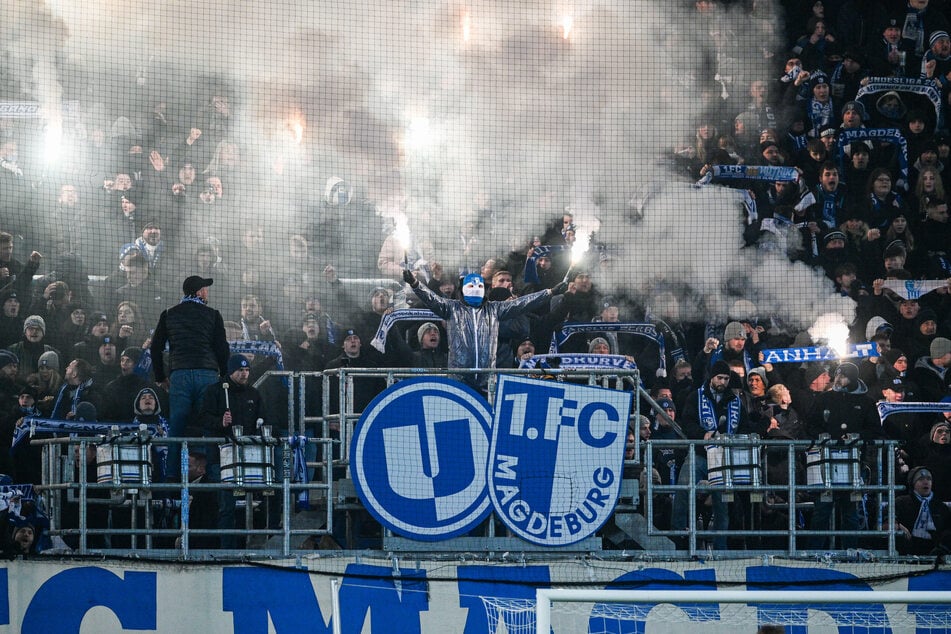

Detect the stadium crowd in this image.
[1,0,951,555]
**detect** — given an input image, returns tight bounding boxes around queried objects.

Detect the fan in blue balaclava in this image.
[461,273,485,307]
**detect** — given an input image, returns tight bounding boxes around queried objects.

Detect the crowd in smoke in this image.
[0,0,950,552]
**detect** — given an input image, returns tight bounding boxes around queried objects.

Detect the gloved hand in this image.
[550,281,569,295]
[403,269,418,288]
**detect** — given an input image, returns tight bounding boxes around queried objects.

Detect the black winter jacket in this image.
[149,300,229,382]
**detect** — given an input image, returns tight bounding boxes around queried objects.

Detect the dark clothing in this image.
[909,357,950,403]
[680,384,754,451]
[894,493,951,556]
[196,378,266,448]
[325,350,387,414]
[806,383,884,441]
[150,299,230,382]
[102,373,154,421]
[5,340,59,382]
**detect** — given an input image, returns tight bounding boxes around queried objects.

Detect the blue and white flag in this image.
[13,418,163,448]
[881,279,948,300]
[488,375,632,546]
[760,342,878,364]
[350,378,493,540]
[370,308,440,353]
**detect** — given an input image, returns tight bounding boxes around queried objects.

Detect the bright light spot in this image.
[287,113,305,145]
[462,12,472,42]
[809,313,850,358]
[571,228,590,265]
[404,117,436,152]
[43,119,63,164]
[393,215,412,251]
[560,14,573,39]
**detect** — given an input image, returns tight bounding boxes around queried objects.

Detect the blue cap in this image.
[228,354,250,374]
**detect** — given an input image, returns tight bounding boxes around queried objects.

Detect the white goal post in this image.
[534,589,951,634]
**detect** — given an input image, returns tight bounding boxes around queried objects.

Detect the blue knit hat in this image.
[228,354,250,374]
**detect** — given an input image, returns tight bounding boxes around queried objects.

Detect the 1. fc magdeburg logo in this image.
[351,378,493,540]
[488,375,632,546]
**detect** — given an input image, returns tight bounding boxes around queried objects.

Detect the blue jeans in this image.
[168,368,221,438]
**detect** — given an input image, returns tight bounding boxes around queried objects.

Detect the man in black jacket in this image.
[196,354,267,548]
[149,276,230,443]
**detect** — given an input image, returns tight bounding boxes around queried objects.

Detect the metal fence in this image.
[25,367,911,559]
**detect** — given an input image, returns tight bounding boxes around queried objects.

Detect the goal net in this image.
[493,589,951,634]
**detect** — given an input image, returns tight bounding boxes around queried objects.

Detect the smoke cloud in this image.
[4,0,853,329]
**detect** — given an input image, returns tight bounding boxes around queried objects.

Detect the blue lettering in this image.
[592,568,718,633]
[339,564,428,634]
[224,567,330,633]
[908,571,951,632]
[746,566,889,634]
[577,402,619,448]
[225,564,428,634]
[22,567,156,634]
[458,565,549,634]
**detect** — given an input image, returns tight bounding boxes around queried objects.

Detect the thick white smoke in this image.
[8,0,853,329]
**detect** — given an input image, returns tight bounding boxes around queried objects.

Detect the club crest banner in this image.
[487,375,632,546]
[350,378,493,540]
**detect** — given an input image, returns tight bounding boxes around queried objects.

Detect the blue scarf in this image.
[876,401,951,423]
[902,8,925,54]
[807,98,834,136]
[698,388,741,434]
[694,165,799,188]
[519,353,638,371]
[180,295,206,305]
[867,191,903,230]
[133,237,164,270]
[815,185,845,227]
[855,78,941,116]
[836,128,909,189]
[912,491,935,539]
[523,244,569,284]
[369,308,439,353]
[289,436,310,511]
[50,378,93,419]
[761,342,877,364]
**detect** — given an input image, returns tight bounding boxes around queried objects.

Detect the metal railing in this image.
[23,367,914,559]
